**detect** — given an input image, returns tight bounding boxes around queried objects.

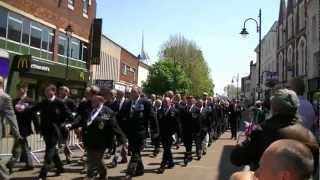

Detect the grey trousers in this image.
[87,149,106,178]
[0,164,9,180]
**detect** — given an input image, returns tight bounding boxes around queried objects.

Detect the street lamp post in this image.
[65,24,73,82]
[240,9,262,100]
[232,73,239,101]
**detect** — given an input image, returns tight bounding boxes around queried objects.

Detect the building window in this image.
[83,0,89,17]
[0,7,8,38]
[7,15,22,43]
[298,39,306,75]
[278,53,284,81]
[71,39,80,59]
[299,2,305,30]
[287,47,293,75]
[81,44,88,62]
[121,63,127,75]
[312,16,317,44]
[30,25,42,48]
[21,19,30,45]
[58,35,67,56]
[41,27,49,50]
[68,0,74,10]
[48,32,54,52]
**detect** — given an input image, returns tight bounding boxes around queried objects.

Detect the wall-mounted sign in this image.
[31,64,50,72]
[12,55,31,71]
[0,57,9,77]
[95,80,113,89]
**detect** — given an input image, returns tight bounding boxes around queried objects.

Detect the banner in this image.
[0,57,9,77]
[91,18,102,64]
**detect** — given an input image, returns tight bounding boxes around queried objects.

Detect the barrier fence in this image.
[0,130,83,164]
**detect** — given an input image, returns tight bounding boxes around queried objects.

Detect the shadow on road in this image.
[217,145,242,180]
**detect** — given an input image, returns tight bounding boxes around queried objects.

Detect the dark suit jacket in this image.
[84,106,126,150]
[122,97,154,141]
[32,97,72,142]
[157,107,177,138]
[13,97,38,137]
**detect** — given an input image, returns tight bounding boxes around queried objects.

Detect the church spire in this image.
[138,31,150,64]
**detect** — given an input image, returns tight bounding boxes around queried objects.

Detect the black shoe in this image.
[5,163,13,174]
[55,167,64,176]
[167,162,175,169]
[19,166,34,171]
[38,176,47,180]
[158,166,165,174]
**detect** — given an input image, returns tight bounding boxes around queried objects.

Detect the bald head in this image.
[255,139,314,180]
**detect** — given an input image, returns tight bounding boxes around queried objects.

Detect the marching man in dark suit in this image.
[158,97,177,174]
[123,86,154,177]
[0,76,21,180]
[32,84,73,180]
[66,94,126,180]
[181,96,195,166]
[58,86,76,164]
[6,83,38,173]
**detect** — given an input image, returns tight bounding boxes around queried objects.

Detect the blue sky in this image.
[96,0,280,94]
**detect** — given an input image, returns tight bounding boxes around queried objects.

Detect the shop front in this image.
[8,54,89,101]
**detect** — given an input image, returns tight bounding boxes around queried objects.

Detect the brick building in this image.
[0,0,96,99]
[117,48,139,91]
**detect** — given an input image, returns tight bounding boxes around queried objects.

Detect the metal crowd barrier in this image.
[0,130,84,164]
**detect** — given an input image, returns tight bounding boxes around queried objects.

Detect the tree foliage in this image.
[159,34,214,96]
[142,59,191,95]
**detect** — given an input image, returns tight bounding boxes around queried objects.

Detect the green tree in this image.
[159,34,214,96]
[142,59,191,95]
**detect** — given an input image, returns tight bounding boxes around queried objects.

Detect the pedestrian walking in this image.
[122,86,154,177]
[58,86,77,164]
[0,76,21,180]
[157,97,177,173]
[6,83,38,173]
[67,94,126,180]
[32,84,73,180]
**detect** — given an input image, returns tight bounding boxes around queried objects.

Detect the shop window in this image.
[0,7,8,38]
[30,25,41,48]
[7,15,22,43]
[22,19,30,45]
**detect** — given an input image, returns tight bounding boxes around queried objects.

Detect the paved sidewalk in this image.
[10,131,241,180]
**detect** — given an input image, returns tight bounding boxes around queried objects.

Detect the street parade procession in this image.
[0,0,320,180]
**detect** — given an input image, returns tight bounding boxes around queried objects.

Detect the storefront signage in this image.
[0,57,9,77]
[95,80,113,89]
[30,63,50,72]
[13,55,31,71]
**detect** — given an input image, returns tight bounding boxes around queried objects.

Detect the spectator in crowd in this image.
[288,78,317,136]
[231,139,315,180]
[230,89,319,175]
